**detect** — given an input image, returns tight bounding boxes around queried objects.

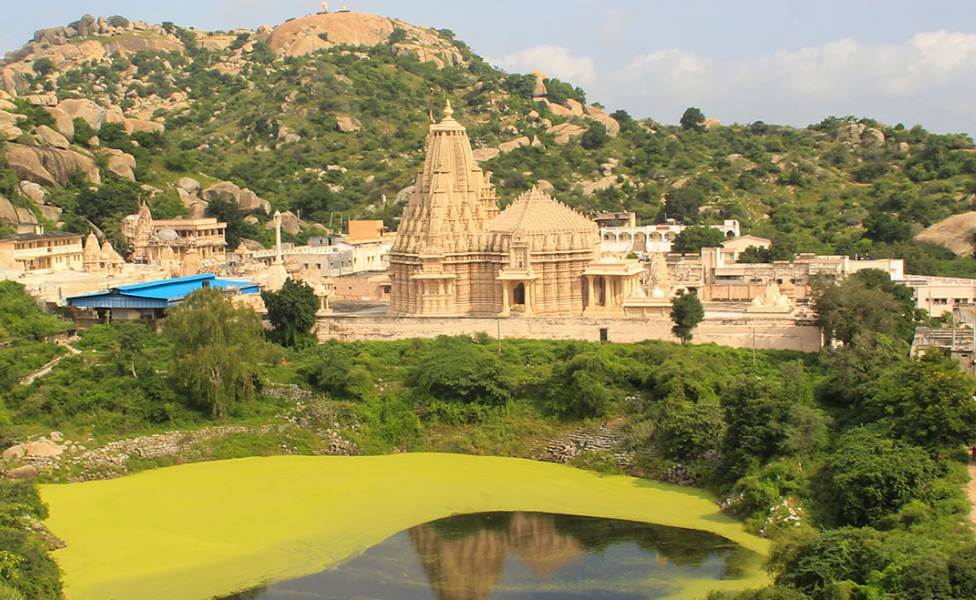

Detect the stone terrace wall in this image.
[315,314,822,352]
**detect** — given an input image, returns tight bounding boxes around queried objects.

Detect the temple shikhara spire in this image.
[389,102,639,317]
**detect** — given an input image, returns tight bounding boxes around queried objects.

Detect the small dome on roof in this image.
[155,228,178,242]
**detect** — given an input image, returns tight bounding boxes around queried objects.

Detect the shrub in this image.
[409,337,510,405]
[655,399,724,460]
[823,428,937,527]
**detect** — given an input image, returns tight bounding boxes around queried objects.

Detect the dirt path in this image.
[19,338,81,386]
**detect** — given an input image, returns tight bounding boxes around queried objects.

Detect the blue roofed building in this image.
[66,273,261,322]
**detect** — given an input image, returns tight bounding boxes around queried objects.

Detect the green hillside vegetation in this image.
[1,20,975,276]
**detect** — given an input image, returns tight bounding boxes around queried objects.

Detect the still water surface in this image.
[224,511,760,599]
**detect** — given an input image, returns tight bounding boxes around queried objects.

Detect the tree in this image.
[813,273,915,346]
[655,399,725,460]
[72,117,96,145]
[721,377,793,480]
[868,353,976,451]
[823,428,937,527]
[205,195,248,249]
[388,27,408,44]
[660,186,704,224]
[580,121,609,149]
[409,336,510,406]
[545,348,627,418]
[164,288,267,419]
[770,526,887,596]
[672,225,726,254]
[823,428,936,527]
[261,278,319,347]
[671,290,704,344]
[680,107,706,131]
[31,58,54,77]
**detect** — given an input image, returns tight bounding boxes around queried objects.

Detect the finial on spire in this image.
[443,99,454,120]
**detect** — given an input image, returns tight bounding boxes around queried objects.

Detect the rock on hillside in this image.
[1,17,183,94]
[3,143,100,187]
[266,12,464,67]
[914,211,976,256]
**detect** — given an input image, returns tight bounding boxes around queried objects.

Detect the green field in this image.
[41,453,770,600]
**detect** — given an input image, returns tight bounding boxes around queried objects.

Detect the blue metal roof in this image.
[67,274,260,310]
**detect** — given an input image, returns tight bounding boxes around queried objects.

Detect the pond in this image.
[223,512,762,600]
[40,454,770,599]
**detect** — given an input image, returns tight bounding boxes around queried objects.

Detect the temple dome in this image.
[155,228,178,242]
[488,185,598,252]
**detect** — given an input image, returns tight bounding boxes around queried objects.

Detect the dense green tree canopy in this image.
[868,353,976,451]
[823,428,937,527]
[672,225,727,254]
[680,107,706,131]
[261,278,319,347]
[671,290,704,344]
[164,288,268,418]
[813,270,916,345]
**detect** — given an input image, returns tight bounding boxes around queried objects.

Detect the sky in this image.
[4,1,976,134]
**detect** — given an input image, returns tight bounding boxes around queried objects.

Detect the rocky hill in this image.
[1,10,975,276]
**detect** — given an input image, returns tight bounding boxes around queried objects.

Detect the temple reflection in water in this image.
[222,511,757,600]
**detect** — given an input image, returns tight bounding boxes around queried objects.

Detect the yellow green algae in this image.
[40,453,771,600]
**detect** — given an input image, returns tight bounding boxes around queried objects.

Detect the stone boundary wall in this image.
[315,314,822,352]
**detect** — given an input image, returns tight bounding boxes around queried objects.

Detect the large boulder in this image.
[862,128,885,146]
[4,144,59,187]
[546,122,586,145]
[39,205,62,221]
[98,148,136,181]
[564,99,585,116]
[0,68,28,95]
[69,14,98,38]
[472,148,500,162]
[18,181,46,205]
[24,94,58,107]
[0,195,18,224]
[3,143,100,187]
[836,122,867,144]
[177,177,201,195]
[914,211,976,256]
[44,107,75,140]
[583,105,620,137]
[498,136,530,154]
[105,105,126,127]
[4,465,38,480]
[201,181,270,215]
[35,125,70,149]
[14,207,37,226]
[532,72,547,98]
[266,12,464,66]
[125,118,164,134]
[237,189,271,214]
[25,438,64,458]
[336,115,361,133]
[265,210,301,235]
[58,98,106,131]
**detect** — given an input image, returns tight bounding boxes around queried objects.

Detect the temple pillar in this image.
[500,281,510,316]
[524,281,534,316]
[586,275,595,309]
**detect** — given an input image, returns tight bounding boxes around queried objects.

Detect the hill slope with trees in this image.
[0,11,974,275]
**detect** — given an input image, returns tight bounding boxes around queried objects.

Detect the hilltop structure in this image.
[389,102,640,317]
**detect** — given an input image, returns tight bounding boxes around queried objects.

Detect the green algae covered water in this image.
[223,511,763,599]
[40,454,770,600]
